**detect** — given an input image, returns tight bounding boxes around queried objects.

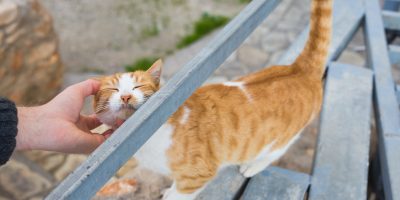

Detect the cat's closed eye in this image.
[133,85,143,90]
[107,88,119,92]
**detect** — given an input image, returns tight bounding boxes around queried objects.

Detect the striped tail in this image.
[293,0,333,79]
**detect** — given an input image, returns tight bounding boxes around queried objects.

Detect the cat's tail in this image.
[292,0,333,79]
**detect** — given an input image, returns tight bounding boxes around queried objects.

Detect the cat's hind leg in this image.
[163,161,216,200]
[240,141,277,177]
[239,148,290,177]
[240,158,275,177]
[240,134,301,177]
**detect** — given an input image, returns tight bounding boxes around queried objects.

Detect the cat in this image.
[94,0,332,199]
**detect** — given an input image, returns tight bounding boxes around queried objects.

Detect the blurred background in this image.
[0,0,397,199]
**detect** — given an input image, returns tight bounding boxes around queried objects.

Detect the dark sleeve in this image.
[0,98,18,165]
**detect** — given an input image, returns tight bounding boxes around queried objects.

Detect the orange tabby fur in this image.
[97,179,137,196]
[94,0,332,198]
[166,0,332,193]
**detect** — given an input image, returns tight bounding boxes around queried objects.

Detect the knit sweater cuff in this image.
[0,98,18,165]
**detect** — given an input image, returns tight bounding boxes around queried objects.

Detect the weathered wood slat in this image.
[383,1,400,10]
[365,1,400,199]
[366,0,400,136]
[278,0,364,66]
[45,0,282,199]
[389,45,400,64]
[242,167,309,200]
[309,63,373,200]
[383,11,400,31]
[196,166,247,200]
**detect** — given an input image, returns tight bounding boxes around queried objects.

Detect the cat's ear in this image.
[147,59,162,84]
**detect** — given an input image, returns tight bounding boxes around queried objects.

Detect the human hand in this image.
[16,79,113,154]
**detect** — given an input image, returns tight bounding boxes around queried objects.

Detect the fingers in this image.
[73,128,115,154]
[80,114,102,130]
[71,79,101,98]
[110,119,125,130]
[115,119,125,127]
[103,129,114,139]
[46,79,101,115]
[72,128,106,154]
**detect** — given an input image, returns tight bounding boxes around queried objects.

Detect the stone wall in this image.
[0,0,63,105]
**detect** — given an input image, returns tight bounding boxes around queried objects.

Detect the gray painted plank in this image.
[389,45,400,64]
[377,137,400,200]
[366,0,400,136]
[365,1,400,199]
[309,63,373,200]
[45,0,282,199]
[242,167,309,200]
[383,11,400,30]
[383,1,400,11]
[278,0,364,66]
[196,166,247,200]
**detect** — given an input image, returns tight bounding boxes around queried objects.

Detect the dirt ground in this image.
[40,0,245,74]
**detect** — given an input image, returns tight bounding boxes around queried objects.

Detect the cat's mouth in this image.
[120,104,136,110]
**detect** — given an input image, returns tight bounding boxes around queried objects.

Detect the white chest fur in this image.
[134,123,174,176]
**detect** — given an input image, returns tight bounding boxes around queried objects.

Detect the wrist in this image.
[16,106,43,151]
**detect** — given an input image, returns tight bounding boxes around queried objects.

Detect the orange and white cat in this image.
[94,64,161,129]
[94,0,332,199]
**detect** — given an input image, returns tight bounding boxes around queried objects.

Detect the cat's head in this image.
[93,59,162,122]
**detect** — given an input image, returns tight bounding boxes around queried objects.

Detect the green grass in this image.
[177,13,230,49]
[239,0,252,3]
[126,13,231,71]
[172,0,185,5]
[141,23,160,39]
[125,57,158,72]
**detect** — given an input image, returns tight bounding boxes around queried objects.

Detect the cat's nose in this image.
[121,95,132,104]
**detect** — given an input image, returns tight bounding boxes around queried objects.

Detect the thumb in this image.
[72,79,101,99]
[46,79,101,116]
